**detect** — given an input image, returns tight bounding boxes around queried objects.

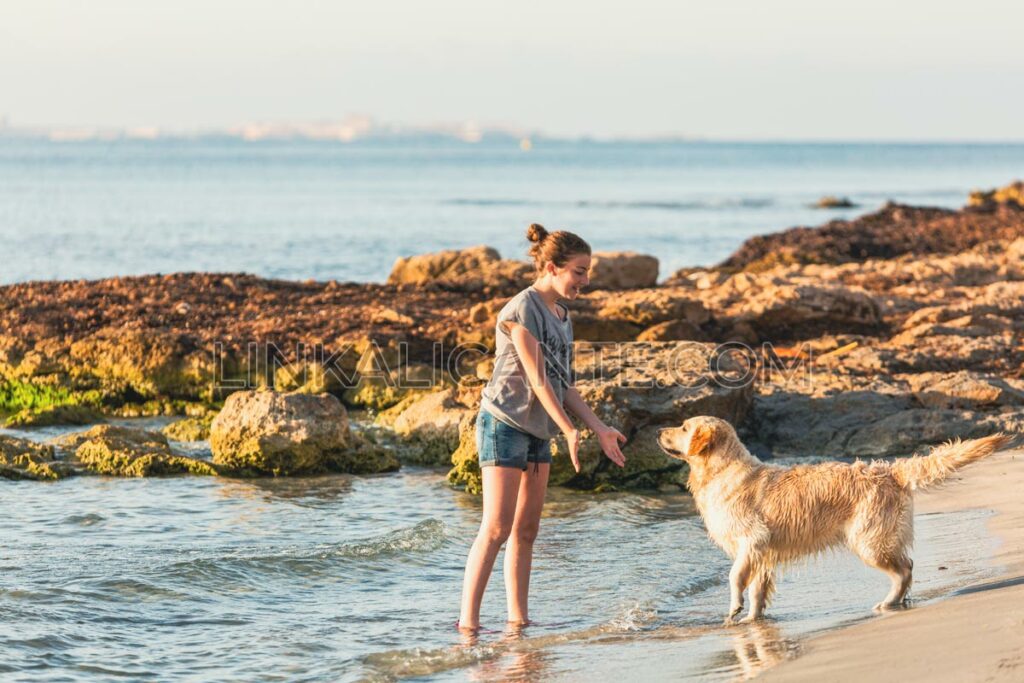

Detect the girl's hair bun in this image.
[526,224,591,274]
[526,223,549,243]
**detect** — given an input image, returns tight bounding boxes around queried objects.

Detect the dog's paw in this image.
[724,606,744,626]
[737,614,763,624]
[873,600,907,613]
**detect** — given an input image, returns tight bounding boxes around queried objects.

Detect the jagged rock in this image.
[721,200,1024,271]
[588,252,659,289]
[209,390,399,475]
[50,424,216,477]
[0,434,71,480]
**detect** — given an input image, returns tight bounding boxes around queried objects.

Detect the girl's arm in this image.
[507,323,582,471]
[564,386,626,467]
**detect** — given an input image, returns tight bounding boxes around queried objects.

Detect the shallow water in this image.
[0,424,1000,681]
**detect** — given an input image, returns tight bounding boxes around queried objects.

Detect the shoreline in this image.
[758,446,1024,681]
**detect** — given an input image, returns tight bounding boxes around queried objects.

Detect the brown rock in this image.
[712,282,882,341]
[904,372,1024,409]
[721,199,1024,271]
[383,388,472,466]
[636,320,707,342]
[386,245,532,292]
[588,252,659,289]
[968,180,1024,210]
[0,434,69,480]
[50,424,216,477]
[210,389,399,475]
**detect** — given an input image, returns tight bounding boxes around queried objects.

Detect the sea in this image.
[0,139,1020,680]
[1,138,1023,285]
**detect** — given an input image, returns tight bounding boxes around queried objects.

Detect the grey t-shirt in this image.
[480,285,575,440]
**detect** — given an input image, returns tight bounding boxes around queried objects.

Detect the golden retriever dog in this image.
[657,416,1012,624]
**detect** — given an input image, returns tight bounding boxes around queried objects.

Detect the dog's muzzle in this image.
[657,428,685,457]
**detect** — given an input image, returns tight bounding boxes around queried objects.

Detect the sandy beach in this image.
[760,445,1024,682]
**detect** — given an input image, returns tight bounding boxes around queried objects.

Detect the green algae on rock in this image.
[68,329,211,400]
[5,404,106,428]
[51,424,217,477]
[161,413,216,441]
[0,434,74,480]
[446,412,482,495]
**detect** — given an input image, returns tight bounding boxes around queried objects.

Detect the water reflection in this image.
[727,622,797,680]
[466,624,553,683]
[215,473,354,506]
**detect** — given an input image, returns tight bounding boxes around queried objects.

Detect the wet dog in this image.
[657,416,1011,624]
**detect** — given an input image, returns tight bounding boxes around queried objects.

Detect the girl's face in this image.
[543,252,591,299]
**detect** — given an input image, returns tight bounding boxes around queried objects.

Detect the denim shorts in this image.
[476,409,552,471]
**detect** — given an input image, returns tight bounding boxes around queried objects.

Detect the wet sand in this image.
[760,447,1024,682]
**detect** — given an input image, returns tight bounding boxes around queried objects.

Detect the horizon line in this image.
[2,117,1024,146]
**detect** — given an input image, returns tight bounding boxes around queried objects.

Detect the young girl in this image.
[458,224,628,631]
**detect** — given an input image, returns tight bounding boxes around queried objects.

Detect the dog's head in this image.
[657,416,738,461]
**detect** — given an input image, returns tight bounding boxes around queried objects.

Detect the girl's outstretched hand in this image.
[564,428,581,473]
[596,425,627,467]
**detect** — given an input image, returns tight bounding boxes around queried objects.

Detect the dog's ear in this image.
[688,423,718,457]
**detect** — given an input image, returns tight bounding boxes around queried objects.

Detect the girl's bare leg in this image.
[459,466,522,630]
[504,463,550,625]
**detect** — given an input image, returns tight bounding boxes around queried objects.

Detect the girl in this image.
[458,223,628,631]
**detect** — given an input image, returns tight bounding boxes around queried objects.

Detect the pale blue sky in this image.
[2,0,1022,140]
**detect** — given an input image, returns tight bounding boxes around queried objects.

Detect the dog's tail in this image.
[891,433,1014,491]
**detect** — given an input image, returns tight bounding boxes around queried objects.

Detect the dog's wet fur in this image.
[658,416,1012,624]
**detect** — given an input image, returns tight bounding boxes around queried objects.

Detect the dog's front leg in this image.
[725,553,752,626]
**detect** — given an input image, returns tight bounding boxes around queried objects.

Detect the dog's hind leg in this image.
[872,556,913,611]
[853,545,913,611]
[848,490,915,612]
[726,550,754,625]
[740,567,774,623]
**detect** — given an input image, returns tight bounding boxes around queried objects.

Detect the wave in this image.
[61,513,105,526]
[166,518,450,584]
[444,197,774,211]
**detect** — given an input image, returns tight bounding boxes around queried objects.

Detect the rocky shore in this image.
[2,181,1022,489]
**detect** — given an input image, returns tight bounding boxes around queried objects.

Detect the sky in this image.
[2,0,1023,140]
